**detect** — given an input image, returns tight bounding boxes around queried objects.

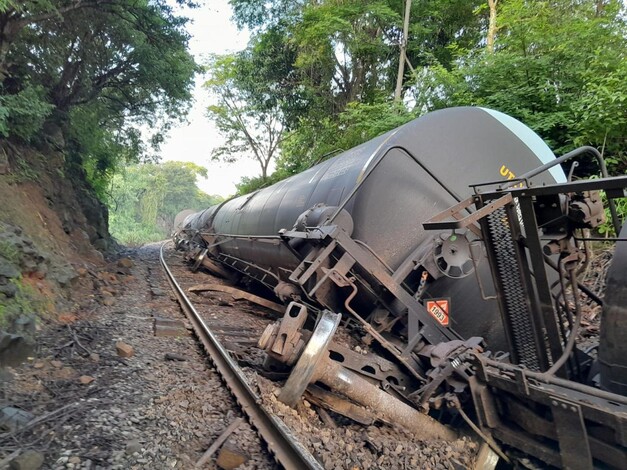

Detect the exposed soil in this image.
[0,140,113,351]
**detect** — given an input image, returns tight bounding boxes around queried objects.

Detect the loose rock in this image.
[216,441,249,470]
[115,341,134,358]
[9,450,44,470]
[164,352,188,362]
[78,375,95,385]
[0,332,34,367]
[117,258,134,269]
[0,407,34,432]
[125,439,142,455]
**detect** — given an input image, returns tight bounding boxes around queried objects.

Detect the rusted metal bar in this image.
[305,385,375,426]
[199,257,235,279]
[195,417,244,468]
[188,283,284,314]
[314,358,457,441]
[423,193,512,232]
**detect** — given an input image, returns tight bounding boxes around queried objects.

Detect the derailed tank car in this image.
[176,107,627,468]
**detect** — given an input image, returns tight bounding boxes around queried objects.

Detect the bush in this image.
[108,212,167,246]
[0,85,54,141]
[0,278,52,328]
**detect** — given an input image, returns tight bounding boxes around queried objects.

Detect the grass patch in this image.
[0,240,21,264]
[2,156,38,184]
[110,220,166,246]
[0,277,52,328]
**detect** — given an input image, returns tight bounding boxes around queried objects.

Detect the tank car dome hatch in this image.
[176,106,566,355]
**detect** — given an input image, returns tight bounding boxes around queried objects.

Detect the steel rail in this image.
[159,242,322,470]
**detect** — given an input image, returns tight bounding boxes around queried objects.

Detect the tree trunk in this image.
[394,0,412,101]
[0,14,23,83]
[487,0,498,53]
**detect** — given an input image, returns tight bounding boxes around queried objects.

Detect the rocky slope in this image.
[0,137,114,366]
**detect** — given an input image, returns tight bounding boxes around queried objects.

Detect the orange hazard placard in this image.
[426,299,450,326]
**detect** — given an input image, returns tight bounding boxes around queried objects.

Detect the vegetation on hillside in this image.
[206,0,626,218]
[0,0,198,197]
[108,161,223,245]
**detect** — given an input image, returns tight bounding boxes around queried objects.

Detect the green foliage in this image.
[235,172,285,196]
[0,240,20,264]
[278,100,417,176]
[1,0,198,200]
[229,0,303,30]
[572,53,627,175]
[68,103,145,200]
[225,0,626,201]
[5,156,38,183]
[108,212,168,247]
[405,0,483,70]
[596,191,627,237]
[0,278,50,327]
[423,0,627,158]
[0,85,53,141]
[108,161,223,245]
[205,53,285,179]
[224,0,488,187]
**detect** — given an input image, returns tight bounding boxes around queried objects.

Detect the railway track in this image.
[159,241,322,470]
[160,242,484,469]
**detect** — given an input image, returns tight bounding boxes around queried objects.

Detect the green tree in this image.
[223,0,625,202]
[1,0,198,197]
[0,1,197,82]
[108,161,223,244]
[222,0,488,184]
[426,0,626,162]
[205,54,285,180]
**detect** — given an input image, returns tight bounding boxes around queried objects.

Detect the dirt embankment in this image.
[0,138,114,364]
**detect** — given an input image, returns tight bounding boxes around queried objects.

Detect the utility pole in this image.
[394,0,412,101]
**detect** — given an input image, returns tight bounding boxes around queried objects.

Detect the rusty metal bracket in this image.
[288,240,338,286]
[423,193,512,234]
[327,342,416,394]
[191,248,208,272]
[188,283,285,314]
[550,397,593,470]
[270,303,309,359]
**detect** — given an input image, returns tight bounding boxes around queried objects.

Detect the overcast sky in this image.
[159,0,257,197]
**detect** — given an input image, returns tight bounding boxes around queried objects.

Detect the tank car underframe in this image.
[424,174,627,469]
[176,169,627,468]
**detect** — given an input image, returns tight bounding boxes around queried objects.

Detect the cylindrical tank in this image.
[182,107,566,349]
[599,223,627,395]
